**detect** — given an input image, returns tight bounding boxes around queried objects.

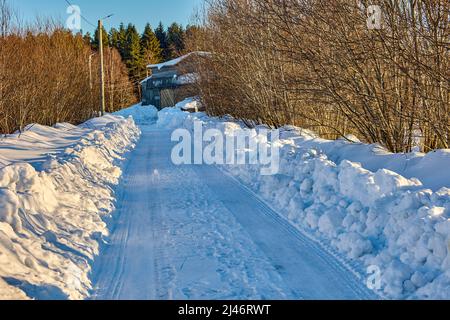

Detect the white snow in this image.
[115,103,158,125]
[174,97,202,112]
[147,51,210,70]
[157,101,450,300]
[0,112,140,299]
[90,121,375,300]
[156,106,193,129]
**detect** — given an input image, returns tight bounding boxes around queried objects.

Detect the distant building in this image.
[140,52,208,110]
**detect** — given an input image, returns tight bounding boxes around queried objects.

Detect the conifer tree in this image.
[92,25,109,49]
[108,23,128,59]
[124,23,145,79]
[155,22,170,60]
[109,27,119,48]
[167,22,185,58]
[141,23,162,65]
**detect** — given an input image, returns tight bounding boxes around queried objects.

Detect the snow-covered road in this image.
[90,126,376,300]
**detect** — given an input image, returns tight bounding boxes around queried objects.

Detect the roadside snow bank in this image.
[115,103,158,125]
[159,103,450,299]
[157,107,192,129]
[0,114,140,299]
[175,97,203,112]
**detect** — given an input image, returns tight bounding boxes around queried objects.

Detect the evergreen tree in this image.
[93,25,109,49]
[109,27,119,48]
[167,22,185,58]
[116,23,128,58]
[87,21,188,84]
[155,22,170,60]
[124,23,145,79]
[141,23,162,65]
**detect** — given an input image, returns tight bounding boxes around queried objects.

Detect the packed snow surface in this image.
[0,113,140,299]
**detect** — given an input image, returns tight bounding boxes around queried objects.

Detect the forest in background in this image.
[86,20,198,93]
[187,0,449,153]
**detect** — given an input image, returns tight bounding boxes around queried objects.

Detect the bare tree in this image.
[186,0,449,152]
[0,1,136,134]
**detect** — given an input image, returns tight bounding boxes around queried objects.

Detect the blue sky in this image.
[12,0,203,34]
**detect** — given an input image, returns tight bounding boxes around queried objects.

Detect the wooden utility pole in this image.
[98,19,106,116]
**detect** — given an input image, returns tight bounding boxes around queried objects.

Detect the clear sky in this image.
[11,0,204,34]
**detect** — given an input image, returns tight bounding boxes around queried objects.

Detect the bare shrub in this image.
[0,0,136,134]
[187,0,449,152]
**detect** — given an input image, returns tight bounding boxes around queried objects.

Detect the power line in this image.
[64,0,97,29]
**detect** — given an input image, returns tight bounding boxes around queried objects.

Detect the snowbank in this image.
[0,113,140,299]
[174,97,203,113]
[159,102,450,299]
[275,131,450,192]
[156,106,195,129]
[114,103,158,125]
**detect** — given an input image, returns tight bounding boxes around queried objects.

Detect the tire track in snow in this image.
[227,176,369,297]
[198,165,378,300]
[110,166,141,299]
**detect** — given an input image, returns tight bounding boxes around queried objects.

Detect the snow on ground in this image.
[91,124,376,300]
[173,97,204,113]
[157,101,450,300]
[0,113,140,299]
[115,103,158,126]
[0,123,87,169]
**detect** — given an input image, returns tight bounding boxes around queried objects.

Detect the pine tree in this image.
[92,25,109,49]
[141,23,162,65]
[109,27,119,48]
[155,22,170,60]
[116,23,128,58]
[124,23,145,80]
[167,22,185,58]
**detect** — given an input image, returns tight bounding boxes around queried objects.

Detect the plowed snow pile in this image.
[160,102,450,300]
[0,114,140,299]
[115,103,158,126]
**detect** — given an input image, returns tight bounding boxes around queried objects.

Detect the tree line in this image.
[85,21,195,90]
[187,0,449,153]
[0,0,136,134]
